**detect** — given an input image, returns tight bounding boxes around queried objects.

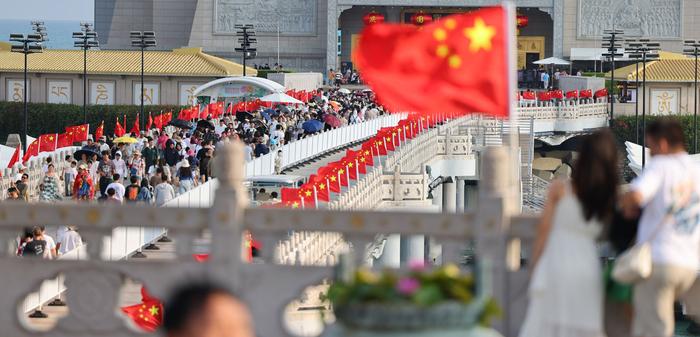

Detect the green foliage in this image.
[611,115,700,153]
[0,102,185,142]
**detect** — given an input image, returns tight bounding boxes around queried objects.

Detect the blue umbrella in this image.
[261,109,272,122]
[302,119,324,133]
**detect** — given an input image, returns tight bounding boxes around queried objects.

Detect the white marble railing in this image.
[0,142,538,337]
[518,102,608,133]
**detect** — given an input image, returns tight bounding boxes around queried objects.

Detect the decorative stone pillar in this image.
[326,0,351,73]
[377,234,401,268]
[456,178,465,212]
[441,176,456,213]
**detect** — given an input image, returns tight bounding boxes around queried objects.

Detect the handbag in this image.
[612,213,668,284]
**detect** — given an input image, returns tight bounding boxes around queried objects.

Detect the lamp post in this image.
[628,39,660,167]
[235,24,257,77]
[9,33,44,153]
[627,39,641,144]
[73,23,99,124]
[684,40,700,154]
[602,29,624,126]
[130,31,157,130]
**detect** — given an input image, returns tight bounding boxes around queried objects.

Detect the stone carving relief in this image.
[578,0,681,38]
[215,0,317,34]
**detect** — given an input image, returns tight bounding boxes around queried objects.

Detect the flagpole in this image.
[503,1,520,210]
[326,177,331,200]
[313,186,318,208]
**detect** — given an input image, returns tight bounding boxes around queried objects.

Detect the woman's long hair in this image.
[571,129,619,223]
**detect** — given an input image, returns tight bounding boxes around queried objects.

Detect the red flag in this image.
[298,183,316,208]
[347,149,367,175]
[164,111,173,124]
[309,174,330,202]
[6,145,20,169]
[95,121,104,141]
[146,112,153,130]
[355,7,509,117]
[39,134,57,152]
[114,117,125,137]
[123,115,127,134]
[67,124,89,142]
[121,288,163,332]
[153,114,163,130]
[193,254,209,262]
[177,108,188,121]
[57,133,73,148]
[360,143,375,167]
[342,153,359,180]
[199,104,210,120]
[319,166,341,194]
[328,161,349,187]
[22,139,39,162]
[130,113,140,135]
[280,187,303,208]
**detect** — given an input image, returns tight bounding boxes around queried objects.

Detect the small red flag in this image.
[280,187,303,208]
[355,7,510,117]
[114,117,125,137]
[67,124,89,142]
[130,113,140,135]
[7,145,20,169]
[39,134,58,153]
[153,114,163,130]
[57,133,73,148]
[121,287,163,332]
[95,121,105,141]
[146,112,153,130]
[309,174,330,202]
[319,166,341,193]
[22,139,40,163]
[193,254,209,262]
[298,183,316,208]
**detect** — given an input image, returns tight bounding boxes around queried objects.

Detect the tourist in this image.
[113,151,128,182]
[56,226,83,256]
[73,164,95,201]
[130,151,145,179]
[163,282,254,337]
[257,188,270,202]
[22,227,47,258]
[62,159,78,197]
[520,129,619,337]
[38,226,57,260]
[14,164,26,182]
[106,174,125,202]
[199,148,213,182]
[154,176,176,207]
[41,157,53,175]
[15,174,30,201]
[142,138,158,173]
[176,160,196,195]
[274,150,282,174]
[105,187,121,204]
[39,164,61,202]
[138,178,153,204]
[621,118,700,337]
[6,187,20,200]
[125,175,141,203]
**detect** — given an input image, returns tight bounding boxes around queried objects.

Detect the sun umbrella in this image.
[168,119,193,129]
[113,136,138,144]
[260,92,304,105]
[362,88,373,93]
[261,109,272,122]
[324,114,342,128]
[302,119,324,133]
[337,88,351,94]
[532,57,570,65]
[236,111,255,122]
[196,119,216,130]
[328,101,341,112]
[74,147,100,160]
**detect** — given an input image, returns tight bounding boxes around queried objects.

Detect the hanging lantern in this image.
[410,11,433,26]
[363,11,385,25]
[516,14,529,28]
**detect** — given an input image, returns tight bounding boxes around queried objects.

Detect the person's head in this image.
[102,150,110,159]
[130,175,139,185]
[65,155,72,161]
[572,129,619,223]
[46,157,52,164]
[141,177,150,189]
[270,191,278,199]
[47,163,55,174]
[21,173,29,182]
[163,282,253,337]
[258,188,266,194]
[115,151,122,159]
[32,227,43,240]
[71,161,77,168]
[107,187,116,198]
[645,118,686,156]
[7,187,19,199]
[113,173,121,182]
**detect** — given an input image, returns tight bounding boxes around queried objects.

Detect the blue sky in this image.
[0,0,94,21]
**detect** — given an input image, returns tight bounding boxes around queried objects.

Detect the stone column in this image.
[456,178,465,212]
[326,1,351,73]
[442,177,456,213]
[401,235,425,265]
[377,234,401,268]
[550,3,564,58]
[385,6,401,23]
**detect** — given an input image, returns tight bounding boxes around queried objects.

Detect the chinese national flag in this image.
[146,113,153,130]
[342,154,359,180]
[6,145,20,169]
[130,113,140,135]
[199,104,210,120]
[121,287,163,332]
[329,161,349,187]
[298,184,316,208]
[378,129,395,152]
[177,108,188,121]
[319,166,341,194]
[347,149,367,174]
[67,124,89,142]
[355,7,509,118]
[22,139,39,162]
[153,114,163,130]
[372,135,388,156]
[57,133,73,148]
[359,146,375,167]
[114,117,125,137]
[95,121,104,141]
[280,187,302,208]
[309,174,330,202]
[39,134,57,152]
[164,111,173,124]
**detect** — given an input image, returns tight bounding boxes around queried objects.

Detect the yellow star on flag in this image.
[363,150,370,156]
[339,169,345,174]
[464,18,496,52]
[330,176,337,182]
[319,183,326,189]
[149,305,159,316]
[304,190,312,197]
[348,162,354,168]
[360,157,366,163]
[291,201,300,208]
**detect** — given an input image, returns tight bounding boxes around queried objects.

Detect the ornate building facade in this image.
[95,0,694,73]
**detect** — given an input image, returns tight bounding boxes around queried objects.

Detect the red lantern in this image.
[410,11,433,26]
[516,14,529,28]
[363,11,385,25]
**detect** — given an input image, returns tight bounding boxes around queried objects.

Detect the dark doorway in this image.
[526,53,540,69]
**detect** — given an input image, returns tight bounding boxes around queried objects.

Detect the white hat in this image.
[115,151,122,157]
[180,159,190,168]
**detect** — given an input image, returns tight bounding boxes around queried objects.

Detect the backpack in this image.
[77,178,91,199]
[126,185,140,202]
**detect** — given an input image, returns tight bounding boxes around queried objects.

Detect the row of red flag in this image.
[520,88,608,101]
[277,112,462,208]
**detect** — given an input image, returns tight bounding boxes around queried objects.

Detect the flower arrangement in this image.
[324,261,501,330]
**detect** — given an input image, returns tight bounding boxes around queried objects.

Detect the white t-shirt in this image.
[58,229,83,255]
[43,234,56,259]
[631,153,700,270]
[106,182,125,201]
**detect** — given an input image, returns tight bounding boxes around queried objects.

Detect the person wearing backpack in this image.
[72,164,94,201]
[137,178,153,205]
[125,175,141,203]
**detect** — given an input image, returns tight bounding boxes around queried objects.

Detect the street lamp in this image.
[626,38,642,144]
[627,39,660,167]
[30,21,48,43]
[684,40,700,154]
[9,33,43,153]
[235,24,257,76]
[73,22,99,124]
[602,29,624,126]
[131,31,157,130]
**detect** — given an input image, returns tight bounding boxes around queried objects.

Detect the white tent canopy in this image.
[259,92,303,105]
[533,57,571,66]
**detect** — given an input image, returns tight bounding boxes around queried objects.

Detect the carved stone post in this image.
[475,146,517,336]
[392,165,401,202]
[456,178,465,213]
[208,141,247,290]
